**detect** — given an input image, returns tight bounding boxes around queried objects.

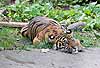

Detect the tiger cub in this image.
[66,29,85,54]
[20,16,64,45]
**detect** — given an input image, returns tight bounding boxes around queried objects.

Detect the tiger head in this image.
[51,29,74,51]
[44,25,64,43]
[45,26,69,50]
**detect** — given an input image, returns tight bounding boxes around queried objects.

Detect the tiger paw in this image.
[78,47,85,52]
[67,48,73,54]
[73,50,78,54]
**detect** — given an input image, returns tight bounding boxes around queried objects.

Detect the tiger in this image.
[20,16,65,45]
[65,29,85,54]
[20,16,85,53]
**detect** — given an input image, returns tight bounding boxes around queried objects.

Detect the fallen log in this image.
[0,21,86,29]
[0,22,28,27]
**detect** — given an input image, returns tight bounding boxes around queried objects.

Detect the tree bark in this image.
[0,22,28,27]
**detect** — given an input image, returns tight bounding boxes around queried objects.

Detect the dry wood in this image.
[0,22,28,27]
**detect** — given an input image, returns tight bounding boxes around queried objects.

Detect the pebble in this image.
[40,49,50,53]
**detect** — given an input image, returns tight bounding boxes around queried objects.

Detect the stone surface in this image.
[0,48,100,68]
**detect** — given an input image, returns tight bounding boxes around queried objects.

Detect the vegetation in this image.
[1,1,100,30]
[1,0,100,7]
[0,27,99,50]
[0,27,53,50]
[0,0,100,49]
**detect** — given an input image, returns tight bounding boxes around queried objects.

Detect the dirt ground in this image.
[0,48,100,68]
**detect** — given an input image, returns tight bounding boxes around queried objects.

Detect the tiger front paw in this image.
[67,48,73,54]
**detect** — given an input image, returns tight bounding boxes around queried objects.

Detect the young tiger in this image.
[21,16,85,53]
[20,16,65,45]
[65,29,85,54]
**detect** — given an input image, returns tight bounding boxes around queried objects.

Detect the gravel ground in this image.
[0,48,100,68]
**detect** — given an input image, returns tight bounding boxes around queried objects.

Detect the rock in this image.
[40,48,50,53]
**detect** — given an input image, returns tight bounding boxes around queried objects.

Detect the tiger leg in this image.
[32,37,41,45]
[75,39,85,52]
[32,29,47,45]
[72,46,79,54]
[32,30,49,45]
[67,45,73,54]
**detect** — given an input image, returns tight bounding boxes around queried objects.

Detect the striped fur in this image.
[20,16,65,45]
[52,35,68,50]
[66,29,85,54]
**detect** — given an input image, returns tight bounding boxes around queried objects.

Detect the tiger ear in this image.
[66,29,72,34]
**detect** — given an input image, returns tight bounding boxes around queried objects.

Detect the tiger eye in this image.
[66,29,72,34]
[49,35,55,39]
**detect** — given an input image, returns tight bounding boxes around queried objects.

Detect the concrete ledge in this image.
[0,48,100,68]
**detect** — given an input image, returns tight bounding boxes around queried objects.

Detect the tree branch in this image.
[0,22,28,27]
